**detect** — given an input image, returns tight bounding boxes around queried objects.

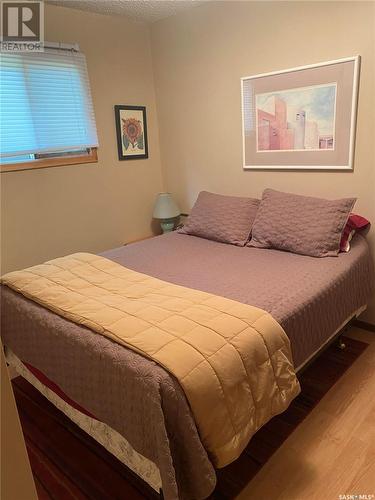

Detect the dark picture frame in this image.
[114,105,149,161]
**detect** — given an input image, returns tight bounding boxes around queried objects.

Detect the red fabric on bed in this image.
[23,361,98,420]
[340,214,370,252]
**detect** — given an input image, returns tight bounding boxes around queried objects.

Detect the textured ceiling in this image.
[45,0,205,23]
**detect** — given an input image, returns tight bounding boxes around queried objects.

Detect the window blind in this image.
[0,47,98,159]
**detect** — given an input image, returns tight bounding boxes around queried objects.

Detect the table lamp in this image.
[153,193,180,233]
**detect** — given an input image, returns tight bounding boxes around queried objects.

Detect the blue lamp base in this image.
[160,219,175,233]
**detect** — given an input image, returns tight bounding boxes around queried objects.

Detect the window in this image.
[0,45,98,172]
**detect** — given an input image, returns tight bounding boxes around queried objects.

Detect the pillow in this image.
[178,191,260,246]
[248,189,356,257]
[340,213,370,252]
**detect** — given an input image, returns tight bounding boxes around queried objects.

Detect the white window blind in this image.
[0,47,98,160]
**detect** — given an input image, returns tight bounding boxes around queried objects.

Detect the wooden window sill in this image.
[0,148,98,173]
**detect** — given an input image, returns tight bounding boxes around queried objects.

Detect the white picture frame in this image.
[241,56,360,171]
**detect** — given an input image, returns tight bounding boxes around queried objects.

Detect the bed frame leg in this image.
[337,336,346,350]
[337,320,352,350]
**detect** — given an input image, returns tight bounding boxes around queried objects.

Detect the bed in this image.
[1,231,374,499]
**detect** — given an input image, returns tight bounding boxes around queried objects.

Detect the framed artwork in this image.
[241,56,360,170]
[114,105,148,160]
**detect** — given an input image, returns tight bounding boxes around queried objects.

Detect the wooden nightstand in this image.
[124,234,156,245]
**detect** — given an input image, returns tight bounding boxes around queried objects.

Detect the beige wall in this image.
[151,1,375,323]
[1,2,374,322]
[1,4,164,274]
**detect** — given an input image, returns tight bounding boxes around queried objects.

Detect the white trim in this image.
[44,41,80,51]
[240,56,360,83]
[348,55,361,171]
[6,349,162,492]
[241,77,246,173]
[244,165,353,171]
[241,56,360,171]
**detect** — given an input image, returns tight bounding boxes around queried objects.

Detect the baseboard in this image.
[353,319,375,333]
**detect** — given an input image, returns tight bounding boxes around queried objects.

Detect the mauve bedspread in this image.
[106,232,373,368]
[1,232,374,499]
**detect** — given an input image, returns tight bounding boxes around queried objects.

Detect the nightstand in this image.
[124,234,155,245]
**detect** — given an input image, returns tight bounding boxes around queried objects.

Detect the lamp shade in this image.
[153,193,180,219]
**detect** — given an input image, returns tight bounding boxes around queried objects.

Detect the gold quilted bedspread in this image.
[2,253,300,467]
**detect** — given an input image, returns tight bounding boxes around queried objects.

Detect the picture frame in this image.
[114,105,149,161]
[241,56,360,171]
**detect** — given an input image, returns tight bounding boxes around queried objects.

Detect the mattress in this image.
[1,232,373,499]
[104,232,374,368]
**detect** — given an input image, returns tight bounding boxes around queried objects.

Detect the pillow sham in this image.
[340,213,370,252]
[248,189,356,257]
[179,191,260,246]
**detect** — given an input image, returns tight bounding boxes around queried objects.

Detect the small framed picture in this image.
[241,56,360,170]
[114,105,148,160]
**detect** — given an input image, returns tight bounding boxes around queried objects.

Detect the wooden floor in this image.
[13,327,375,500]
[13,378,156,500]
[236,327,375,500]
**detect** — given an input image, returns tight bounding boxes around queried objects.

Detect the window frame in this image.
[0,42,99,173]
[0,147,98,173]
